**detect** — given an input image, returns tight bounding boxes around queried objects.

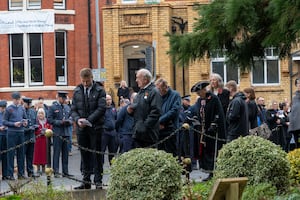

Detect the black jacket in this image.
[71,82,106,130]
[132,82,162,144]
[226,92,249,138]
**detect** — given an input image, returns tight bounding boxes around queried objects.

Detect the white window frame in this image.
[10,33,44,87]
[9,0,23,10]
[27,0,41,10]
[54,0,66,10]
[9,0,41,10]
[211,50,240,84]
[251,48,280,86]
[55,31,67,85]
[28,33,43,86]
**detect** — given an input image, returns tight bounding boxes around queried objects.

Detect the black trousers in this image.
[77,127,103,184]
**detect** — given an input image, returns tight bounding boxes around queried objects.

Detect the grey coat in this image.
[288,91,300,132]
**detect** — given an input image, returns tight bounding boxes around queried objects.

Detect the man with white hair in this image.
[127,69,162,148]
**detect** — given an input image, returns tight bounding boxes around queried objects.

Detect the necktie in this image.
[85,88,89,98]
[84,88,90,116]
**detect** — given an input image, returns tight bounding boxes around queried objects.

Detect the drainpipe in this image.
[88,0,93,68]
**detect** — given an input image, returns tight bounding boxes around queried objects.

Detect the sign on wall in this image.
[92,68,106,82]
[0,11,54,34]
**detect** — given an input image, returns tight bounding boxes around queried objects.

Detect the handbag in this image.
[249,123,272,139]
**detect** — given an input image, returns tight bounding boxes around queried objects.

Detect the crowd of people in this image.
[0,91,73,180]
[0,67,299,187]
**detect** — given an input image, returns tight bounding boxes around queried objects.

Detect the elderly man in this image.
[127,68,162,148]
[155,78,181,157]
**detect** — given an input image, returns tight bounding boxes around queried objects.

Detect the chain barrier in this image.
[0,122,227,192]
[0,133,44,155]
[0,179,32,196]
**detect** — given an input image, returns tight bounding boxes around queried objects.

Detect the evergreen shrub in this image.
[287,148,300,186]
[214,136,290,192]
[107,148,183,200]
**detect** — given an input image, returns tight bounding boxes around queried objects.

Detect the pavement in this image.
[0,147,210,196]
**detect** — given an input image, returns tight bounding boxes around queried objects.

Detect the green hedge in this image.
[214,136,290,192]
[107,148,183,200]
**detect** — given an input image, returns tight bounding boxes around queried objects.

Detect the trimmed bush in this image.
[287,148,300,186]
[107,148,183,200]
[214,136,290,192]
[242,183,277,200]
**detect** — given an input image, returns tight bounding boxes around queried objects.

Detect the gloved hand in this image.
[63,120,72,126]
[208,123,217,133]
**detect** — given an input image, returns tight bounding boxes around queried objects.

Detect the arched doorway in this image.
[123,44,150,92]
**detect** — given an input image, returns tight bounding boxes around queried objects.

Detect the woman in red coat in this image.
[33,108,51,175]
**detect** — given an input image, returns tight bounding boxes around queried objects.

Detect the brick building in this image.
[102,0,300,106]
[0,0,110,104]
[0,0,299,107]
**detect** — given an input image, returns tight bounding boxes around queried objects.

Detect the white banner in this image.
[0,11,54,34]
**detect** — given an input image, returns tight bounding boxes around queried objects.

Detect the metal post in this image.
[46,137,51,167]
[171,17,188,95]
[95,0,101,69]
[213,126,218,171]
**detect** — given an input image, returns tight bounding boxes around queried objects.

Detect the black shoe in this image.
[74,183,91,190]
[28,172,40,178]
[202,173,213,182]
[18,175,27,180]
[95,183,103,189]
[3,176,14,181]
[62,173,74,177]
[54,173,61,178]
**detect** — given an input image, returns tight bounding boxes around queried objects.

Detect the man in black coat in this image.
[225,80,249,142]
[71,68,106,189]
[127,68,162,148]
[188,81,226,180]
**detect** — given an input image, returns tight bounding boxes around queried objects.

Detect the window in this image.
[9,0,23,10]
[211,50,239,84]
[54,0,66,9]
[27,0,41,9]
[252,48,280,85]
[9,0,41,10]
[10,33,43,86]
[55,31,67,85]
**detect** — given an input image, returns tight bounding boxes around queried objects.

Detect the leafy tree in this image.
[168,0,300,71]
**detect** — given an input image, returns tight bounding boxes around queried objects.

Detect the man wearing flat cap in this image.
[0,100,8,180]
[186,81,226,181]
[23,97,39,177]
[3,92,28,180]
[48,91,73,178]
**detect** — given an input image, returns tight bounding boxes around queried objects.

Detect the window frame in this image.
[10,33,44,87]
[54,0,66,10]
[27,0,41,10]
[28,33,43,85]
[55,31,67,85]
[9,0,23,10]
[210,50,240,84]
[251,48,280,86]
[9,0,41,10]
